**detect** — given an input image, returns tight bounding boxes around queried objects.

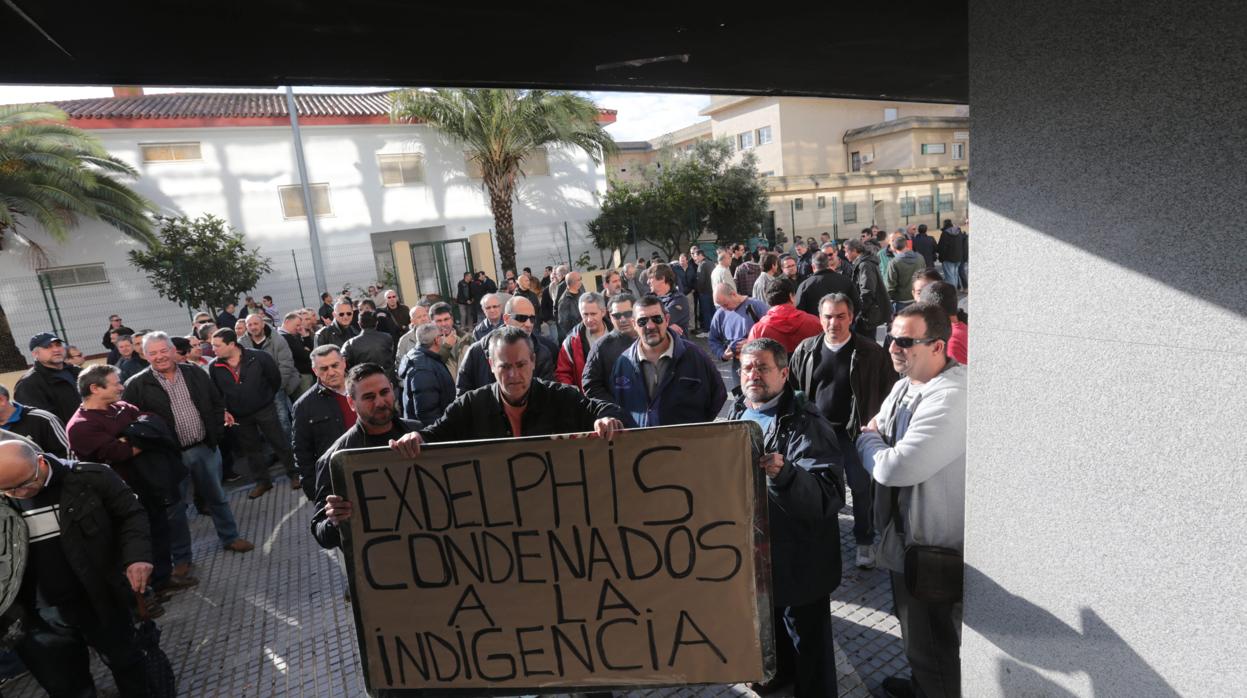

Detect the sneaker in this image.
[247,482,272,499]
[856,543,876,569]
[881,676,916,698]
[225,538,256,553]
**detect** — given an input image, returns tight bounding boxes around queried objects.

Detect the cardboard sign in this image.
[331,421,773,696]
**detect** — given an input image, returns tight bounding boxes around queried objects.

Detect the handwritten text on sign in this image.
[335,422,764,691]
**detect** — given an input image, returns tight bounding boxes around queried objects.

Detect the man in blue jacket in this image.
[610,294,726,427]
[728,337,845,698]
[398,323,456,424]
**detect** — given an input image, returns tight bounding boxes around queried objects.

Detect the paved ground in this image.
[5,333,911,697]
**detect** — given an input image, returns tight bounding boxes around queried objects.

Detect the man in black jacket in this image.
[0,384,69,457]
[124,332,254,574]
[341,310,396,380]
[795,252,862,317]
[315,298,359,348]
[208,328,298,498]
[0,440,153,697]
[13,333,82,426]
[845,239,891,338]
[456,296,556,394]
[789,293,898,571]
[727,338,845,698]
[581,293,640,402]
[292,345,353,501]
[315,330,625,547]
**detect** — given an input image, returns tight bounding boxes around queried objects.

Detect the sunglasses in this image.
[887,335,940,349]
[635,314,665,327]
[510,313,535,323]
[336,311,354,317]
[610,310,634,320]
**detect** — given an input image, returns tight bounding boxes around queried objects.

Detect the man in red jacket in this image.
[554,291,610,389]
[747,278,823,354]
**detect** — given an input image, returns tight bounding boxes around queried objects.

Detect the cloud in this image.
[589,91,711,142]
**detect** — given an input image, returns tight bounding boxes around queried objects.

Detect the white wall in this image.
[0,123,606,360]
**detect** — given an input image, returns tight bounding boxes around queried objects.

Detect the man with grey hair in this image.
[556,270,585,339]
[394,303,432,360]
[473,292,506,340]
[621,262,646,299]
[457,295,556,394]
[555,291,610,389]
[125,332,253,573]
[291,344,352,500]
[711,248,735,293]
[398,323,456,423]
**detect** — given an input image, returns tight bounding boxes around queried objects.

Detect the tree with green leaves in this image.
[129,214,272,316]
[0,103,156,370]
[590,138,769,260]
[389,88,616,273]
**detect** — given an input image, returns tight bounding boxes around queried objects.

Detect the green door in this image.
[409,239,473,302]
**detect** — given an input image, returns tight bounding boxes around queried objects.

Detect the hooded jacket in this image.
[727,387,845,607]
[610,331,726,428]
[794,269,861,317]
[851,252,891,326]
[856,362,967,573]
[885,250,926,303]
[936,228,966,263]
[746,304,823,354]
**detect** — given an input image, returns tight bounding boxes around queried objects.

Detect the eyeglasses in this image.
[336,311,354,317]
[510,314,535,323]
[887,335,940,349]
[610,310,634,320]
[635,314,665,327]
[1,460,42,495]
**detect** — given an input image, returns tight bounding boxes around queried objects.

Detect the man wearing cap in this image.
[13,333,82,426]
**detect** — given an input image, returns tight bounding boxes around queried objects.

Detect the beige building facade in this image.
[606,120,712,184]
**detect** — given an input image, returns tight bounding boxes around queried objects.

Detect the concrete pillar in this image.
[964,1,1246,696]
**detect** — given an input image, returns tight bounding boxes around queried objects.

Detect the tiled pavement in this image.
[5,334,910,697]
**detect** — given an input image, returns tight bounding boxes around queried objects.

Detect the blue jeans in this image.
[941,261,961,288]
[275,390,294,442]
[837,429,875,545]
[169,444,241,565]
[698,291,714,331]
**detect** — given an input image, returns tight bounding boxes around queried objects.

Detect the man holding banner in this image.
[728,337,846,698]
[315,327,627,545]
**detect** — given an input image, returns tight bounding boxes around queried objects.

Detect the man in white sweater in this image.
[857,302,966,698]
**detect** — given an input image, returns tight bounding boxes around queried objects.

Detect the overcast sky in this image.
[0,85,710,143]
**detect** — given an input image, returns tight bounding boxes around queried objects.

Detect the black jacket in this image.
[936,228,966,263]
[292,382,350,500]
[13,362,82,426]
[309,418,422,549]
[556,288,583,336]
[789,333,898,439]
[456,279,472,305]
[216,310,238,331]
[122,413,189,505]
[341,328,395,378]
[423,378,625,443]
[281,329,313,376]
[208,348,281,418]
[5,458,151,624]
[795,269,862,317]
[727,388,845,607]
[912,232,937,268]
[455,332,556,395]
[123,364,225,448]
[314,322,358,349]
[472,317,505,341]
[851,253,891,327]
[580,331,636,403]
[117,356,149,383]
[0,403,69,457]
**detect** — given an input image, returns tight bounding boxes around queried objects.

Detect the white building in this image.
[0,90,614,361]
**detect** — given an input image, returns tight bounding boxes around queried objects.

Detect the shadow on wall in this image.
[964,566,1179,696]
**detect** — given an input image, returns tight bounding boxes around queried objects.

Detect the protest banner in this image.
[331,420,773,696]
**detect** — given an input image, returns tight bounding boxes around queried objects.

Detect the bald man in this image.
[0,440,153,696]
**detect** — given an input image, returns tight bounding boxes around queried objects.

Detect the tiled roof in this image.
[48,91,618,125]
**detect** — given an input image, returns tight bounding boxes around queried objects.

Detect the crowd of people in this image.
[0,219,968,698]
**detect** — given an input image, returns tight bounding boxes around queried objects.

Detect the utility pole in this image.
[285,86,328,295]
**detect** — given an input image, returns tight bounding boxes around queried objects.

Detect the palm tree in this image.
[390,89,615,274]
[0,103,156,369]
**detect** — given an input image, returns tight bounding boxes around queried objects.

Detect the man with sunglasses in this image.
[856,303,966,698]
[581,294,640,402]
[314,298,360,348]
[610,294,726,428]
[0,440,154,697]
[455,296,556,395]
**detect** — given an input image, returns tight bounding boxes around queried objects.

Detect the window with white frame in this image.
[921,143,946,155]
[737,131,754,150]
[378,153,426,186]
[756,125,773,145]
[843,202,858,223]
[38,263,109,289]
[951,142,965,160]
[140,142,202,162]
[279,184,332,219]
